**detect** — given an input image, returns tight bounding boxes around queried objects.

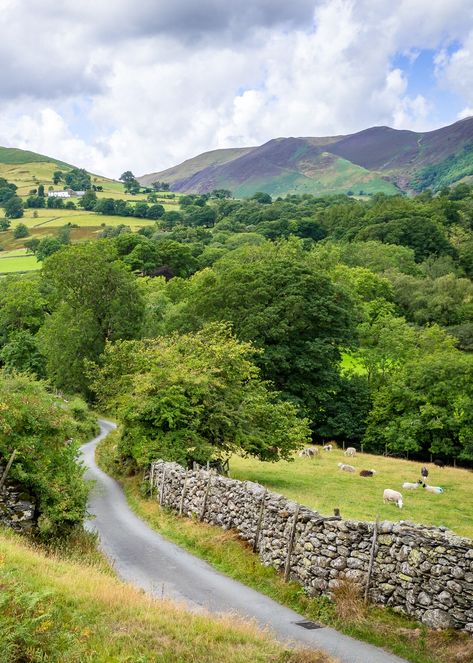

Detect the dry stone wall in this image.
[150,460,473,633]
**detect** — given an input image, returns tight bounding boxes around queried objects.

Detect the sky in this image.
[0,0,472,179]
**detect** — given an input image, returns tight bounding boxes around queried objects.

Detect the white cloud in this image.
[0,0,471,177]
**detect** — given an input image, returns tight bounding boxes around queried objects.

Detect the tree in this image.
[364,348,473,462]
[4,196,24,219]
[0,218,10,231]
[64,167,91,190]
[91,323,310,469]
[39,242,144,394]
[37,184,45,197]
[164,240,355,424]
[53,170,64,185]
[251,191,272,204]
[119,171,140,195]
[0,330,45,376]
[13,223,29,239]
[147,203,165,220]
[78,190,97,211]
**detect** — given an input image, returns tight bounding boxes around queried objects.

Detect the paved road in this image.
[82,420,407,663]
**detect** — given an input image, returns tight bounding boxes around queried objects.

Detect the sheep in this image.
[383,488,403,509]
[298,447,318,458]
[402,481,420,490]
[323,444,333,451]
[421,466,429,479]
[344,447,356,457]
[359,469,376,477]
[338,462,356,473]
[420,482,444,494]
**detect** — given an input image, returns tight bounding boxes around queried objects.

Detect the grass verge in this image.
[96,430,473,663]
[0,527,331,663]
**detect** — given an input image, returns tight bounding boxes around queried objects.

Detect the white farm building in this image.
[48,188,85,198]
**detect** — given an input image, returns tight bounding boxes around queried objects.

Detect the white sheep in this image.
[402,481,420,490]
[420,482,444,494]
[338,462,356,473]
[323,444,333,451]
[383,488,403,508]
[298,447,318,458]
[345,447,356,457]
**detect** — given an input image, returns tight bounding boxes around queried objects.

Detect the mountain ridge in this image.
[139,117,473,197]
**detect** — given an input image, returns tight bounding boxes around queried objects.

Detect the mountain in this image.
[139,117,473,197]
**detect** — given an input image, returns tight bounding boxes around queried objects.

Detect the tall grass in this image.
[0,529,329,663]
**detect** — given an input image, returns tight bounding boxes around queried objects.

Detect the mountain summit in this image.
[139,118,473,197]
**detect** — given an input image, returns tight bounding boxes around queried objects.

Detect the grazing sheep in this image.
[402,481,420,490]
[323,444,333,451]
[420,482,444,494]
[421,466,429,479]
[298,447,318,458]
[433,459,445,468]
[359,469,376,477]
[345,447,356,457]
[338,462,356,473]
[383,489,403,508]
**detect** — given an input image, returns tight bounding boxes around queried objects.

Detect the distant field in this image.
[230,448,473,539]
[0,252,40,273]
[11,208,157,229]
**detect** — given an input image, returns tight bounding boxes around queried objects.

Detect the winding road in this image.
[82,420,407,663]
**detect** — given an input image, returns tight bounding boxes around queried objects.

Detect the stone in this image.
[417,592,432,606]
[422,609,453,630]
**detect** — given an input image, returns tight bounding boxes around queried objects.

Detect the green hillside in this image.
[0,146,71,167]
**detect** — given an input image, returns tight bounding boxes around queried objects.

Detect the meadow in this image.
[230,447,473,539]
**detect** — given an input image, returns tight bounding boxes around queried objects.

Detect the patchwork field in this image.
[0,252,40,273]
[230,448,473,539]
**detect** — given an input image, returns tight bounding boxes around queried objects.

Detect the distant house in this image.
[48,188,85,198]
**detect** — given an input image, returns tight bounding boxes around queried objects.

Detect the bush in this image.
[13,223,29,239]
[0,372,97,537]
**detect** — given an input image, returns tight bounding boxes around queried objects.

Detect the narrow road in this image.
[82,420,407,663]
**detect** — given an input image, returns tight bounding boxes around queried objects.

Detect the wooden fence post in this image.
[253,490,267,552]
[149,464,155,498]
[364,515,379,604]
[284,505,300,582]
[159,467,167,506]
[179,470,189,516]
[0,449,18,493]
[199,474,212,522]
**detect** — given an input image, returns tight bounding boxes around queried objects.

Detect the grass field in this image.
[13,208,159,229]
[0,252,40,273]
[230,448,473,539]
[0,530,323,663]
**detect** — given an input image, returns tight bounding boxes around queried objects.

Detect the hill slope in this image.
[0,529,324,663]
[139,117,473,197]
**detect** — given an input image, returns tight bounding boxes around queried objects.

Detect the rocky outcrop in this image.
[0,462,35,531]
[150,460,473,634]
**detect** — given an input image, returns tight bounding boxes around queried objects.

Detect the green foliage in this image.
[78,189,97,210]
[39,242,144,394]
[0,372,96,535]
[364,345,473,462]
[13,223,29,239]
[161,240,356,424]
[91,323,310,469]
[4,195,24,219]
[412,142,473,191]
[64,167,91,191]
